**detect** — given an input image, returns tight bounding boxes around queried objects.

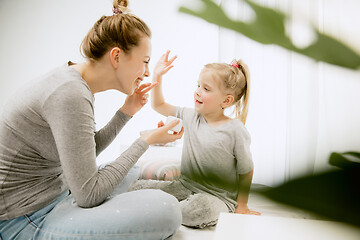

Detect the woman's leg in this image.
[129,179,192,201]
[0,167,179,240]
[0,190,69,240]
[35,189,181,240]
[180,193,229,229]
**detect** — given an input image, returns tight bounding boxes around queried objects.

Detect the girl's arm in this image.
[235,170,261,215]
[151,50,177,117]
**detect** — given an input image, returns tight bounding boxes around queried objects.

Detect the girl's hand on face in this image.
[140,119,184,146]
[153,50,177,78]
[120,82,158,116]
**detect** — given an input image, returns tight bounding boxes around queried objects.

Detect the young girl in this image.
[130,50,261,228]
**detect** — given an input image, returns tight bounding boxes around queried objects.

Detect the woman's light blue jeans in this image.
[0,166,182,240]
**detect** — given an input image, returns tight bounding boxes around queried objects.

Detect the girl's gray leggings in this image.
[129,179,229,228]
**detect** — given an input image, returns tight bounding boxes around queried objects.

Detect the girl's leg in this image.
[129,179,192,201]
[36,189,181,240]
[180,193,229,229]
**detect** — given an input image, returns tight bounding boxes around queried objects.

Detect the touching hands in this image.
[120,82,158,116]
[153,50,177,78]
[140,119,184,146]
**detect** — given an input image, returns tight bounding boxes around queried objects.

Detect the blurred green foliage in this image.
[179,0,360,69]
[259,152,360,226]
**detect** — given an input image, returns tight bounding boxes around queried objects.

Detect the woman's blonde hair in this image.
[81,0,151,60]
[204,60,250,125]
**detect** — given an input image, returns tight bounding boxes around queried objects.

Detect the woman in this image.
[0,0,183,239]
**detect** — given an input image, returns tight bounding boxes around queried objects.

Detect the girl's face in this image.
[194,68,227,115]
[116,37,152,95]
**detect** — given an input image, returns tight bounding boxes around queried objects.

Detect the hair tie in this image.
[112,7,122,15]
[231,63,239,69]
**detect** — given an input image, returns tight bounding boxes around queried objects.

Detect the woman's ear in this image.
[223,95,235,107]
[109,47,121,69]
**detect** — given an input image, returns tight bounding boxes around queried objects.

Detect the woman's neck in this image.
[70,60,115,94]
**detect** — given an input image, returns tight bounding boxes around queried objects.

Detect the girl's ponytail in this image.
[233,60,250,125]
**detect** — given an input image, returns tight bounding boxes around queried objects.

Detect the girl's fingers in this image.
[164,65,174,73]
[164,50,171,61]
[168,55,177,64]
[157,121,165,128]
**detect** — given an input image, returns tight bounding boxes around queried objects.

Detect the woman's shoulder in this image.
[42,64,92,100]
[21,64,95,112]
[50,64,90,91]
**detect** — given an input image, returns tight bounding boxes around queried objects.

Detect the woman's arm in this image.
[151,50,177,117]
[95,83,157,155]
[94,109,131,156]
[235,170,261,215]
[44,82,183,208]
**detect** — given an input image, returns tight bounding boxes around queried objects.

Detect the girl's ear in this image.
[223,94,235,108]
[109,47,121,69]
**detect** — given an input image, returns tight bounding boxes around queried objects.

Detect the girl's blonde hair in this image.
[204,60,250,125]
[81,0,151,60]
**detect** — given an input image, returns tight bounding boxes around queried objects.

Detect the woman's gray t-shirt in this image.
[0,64,148,220]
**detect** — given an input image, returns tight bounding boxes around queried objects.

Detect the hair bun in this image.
[113,0,128,14]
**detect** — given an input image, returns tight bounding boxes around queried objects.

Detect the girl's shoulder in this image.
[174,106,199,120]
[228,119,251,140]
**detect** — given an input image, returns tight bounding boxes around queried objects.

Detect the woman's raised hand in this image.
[153,50,177,78]
[140,119,184,146]
[120,82,158,116]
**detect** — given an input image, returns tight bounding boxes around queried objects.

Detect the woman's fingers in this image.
[139,82,158,94]
[141,94,149,105]
[137,82,151,91]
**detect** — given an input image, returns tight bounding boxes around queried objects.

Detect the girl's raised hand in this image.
[153,50,177,77]
[120,82,158,116]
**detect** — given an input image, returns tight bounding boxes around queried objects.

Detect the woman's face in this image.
[116,37,152,95]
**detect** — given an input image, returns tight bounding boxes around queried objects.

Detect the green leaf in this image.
[329,152,360,169]
[258,167,360,226]
[179,0,360,69]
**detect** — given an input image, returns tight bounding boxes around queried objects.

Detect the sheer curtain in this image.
[218,0,360,186]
